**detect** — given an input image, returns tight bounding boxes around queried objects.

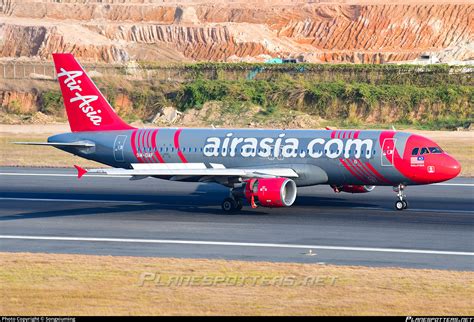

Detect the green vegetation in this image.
[17,62,473,131]
[135,62,473,86]
[39,90,63,115]
[172,78,472,129]
[5,99,22,114]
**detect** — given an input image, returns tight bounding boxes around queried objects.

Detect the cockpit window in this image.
[429,147,443,154]
[420,147,430,155]
[411,147,419,155]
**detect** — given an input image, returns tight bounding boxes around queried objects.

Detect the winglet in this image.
[74,165,87,179]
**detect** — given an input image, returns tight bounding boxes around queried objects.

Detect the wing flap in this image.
[88,167,298,178]
[79,163,298,179]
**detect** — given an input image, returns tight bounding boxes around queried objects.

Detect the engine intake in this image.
[245,178,297,208]
[332,185,375,193]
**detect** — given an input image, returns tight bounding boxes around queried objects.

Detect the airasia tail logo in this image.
[57,68,102,126]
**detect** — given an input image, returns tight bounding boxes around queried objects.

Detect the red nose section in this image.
[399,134,462,184]
[442,155,461,180]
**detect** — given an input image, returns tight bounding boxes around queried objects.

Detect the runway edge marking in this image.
[0,197,143,204]
[0,235,473,257]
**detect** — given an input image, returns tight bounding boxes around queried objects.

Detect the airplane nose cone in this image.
[444,155,461,179]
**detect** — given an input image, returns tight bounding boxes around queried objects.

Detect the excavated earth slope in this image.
[0,0,472,63]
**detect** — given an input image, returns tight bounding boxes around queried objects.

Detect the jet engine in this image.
[332,185,376,193]
[244,178,297,208]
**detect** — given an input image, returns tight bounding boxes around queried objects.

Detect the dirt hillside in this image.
[0,0,472,63]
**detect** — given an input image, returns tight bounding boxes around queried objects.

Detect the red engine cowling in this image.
[245,178,297,208]
[332,185,376,193]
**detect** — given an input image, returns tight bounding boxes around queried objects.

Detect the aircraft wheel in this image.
[395,200,405,211]
[235,199,243,211]
[222,198,237,213]
[402,200,408,209]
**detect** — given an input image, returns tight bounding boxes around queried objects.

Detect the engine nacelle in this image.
[245,178,297,208]
[332,185,376,193]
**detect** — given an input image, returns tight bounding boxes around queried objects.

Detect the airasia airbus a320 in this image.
[16,54,461,212]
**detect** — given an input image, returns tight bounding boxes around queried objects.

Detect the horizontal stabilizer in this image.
[13,141,95,148]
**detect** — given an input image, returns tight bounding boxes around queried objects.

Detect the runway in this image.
[0,167,473,270]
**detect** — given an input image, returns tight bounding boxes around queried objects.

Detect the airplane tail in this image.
[52,53,134,132]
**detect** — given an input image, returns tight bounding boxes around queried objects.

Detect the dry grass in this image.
[0,252,472,316]
[0,133,101,168]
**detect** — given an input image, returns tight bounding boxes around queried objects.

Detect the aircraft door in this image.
[113,135,127,162]
[381,138,396,166]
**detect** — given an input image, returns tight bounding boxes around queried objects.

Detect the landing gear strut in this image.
[393,184,408,211]
[221,197,243,213]
[221,188,244,213]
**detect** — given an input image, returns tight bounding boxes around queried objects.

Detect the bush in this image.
[172,78,473,127]
[40,91,63,115]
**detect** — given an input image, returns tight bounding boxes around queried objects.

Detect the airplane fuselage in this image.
[49,127,460,187]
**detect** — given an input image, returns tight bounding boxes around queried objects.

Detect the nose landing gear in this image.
[393,184,408,210]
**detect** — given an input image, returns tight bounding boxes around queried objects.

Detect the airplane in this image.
[15,53,461,212]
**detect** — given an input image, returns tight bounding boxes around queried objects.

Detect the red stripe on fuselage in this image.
[364,161,392,184]
[174,128,188,163]
[130,130,144,163]
[151,129,165,163]
[146,129,155,163]
[352,159,373,180]
[350,130,391,184]
[348,159,371,183]
[339,158,365,183]
[140,129,150,163]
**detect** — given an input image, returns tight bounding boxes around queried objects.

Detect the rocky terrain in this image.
[0,0,472,63]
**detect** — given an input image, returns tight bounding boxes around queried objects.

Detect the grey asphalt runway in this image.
[0,167,473,270]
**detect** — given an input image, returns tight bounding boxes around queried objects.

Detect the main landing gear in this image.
[393,184,408,211]
[221,197,243,213]
[221,188,244,213]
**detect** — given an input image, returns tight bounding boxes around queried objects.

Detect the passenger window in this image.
[420,147,430,155]
[411,147,419,155]
[429,147,443,154]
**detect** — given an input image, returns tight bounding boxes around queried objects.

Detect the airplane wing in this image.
[75,163,299,181]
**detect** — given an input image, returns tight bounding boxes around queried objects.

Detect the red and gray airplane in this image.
[17,54,461,212]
